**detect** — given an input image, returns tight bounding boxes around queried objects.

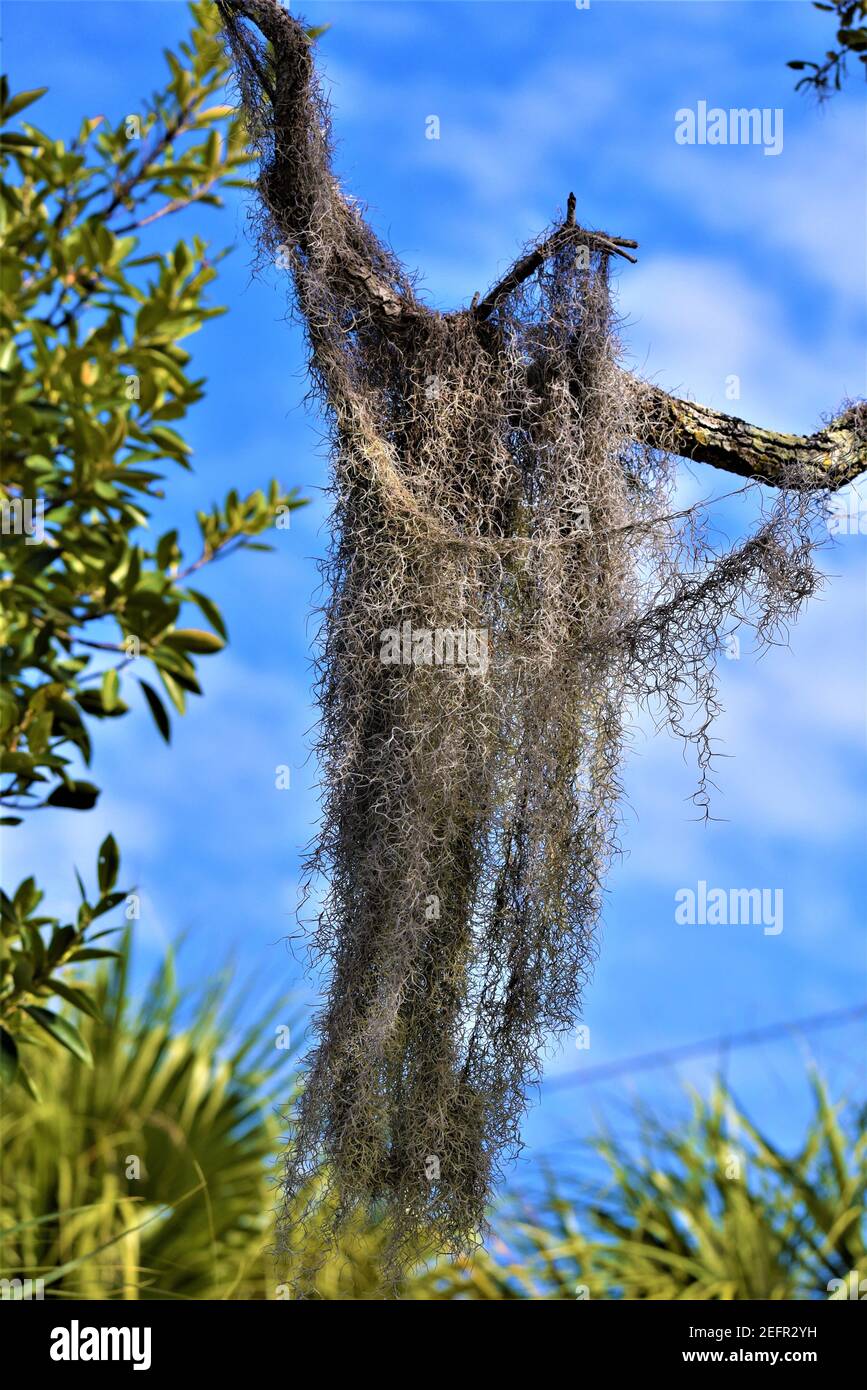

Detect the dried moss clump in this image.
[219,0,826,1273]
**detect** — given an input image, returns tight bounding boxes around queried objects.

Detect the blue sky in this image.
[4,1,866,1169]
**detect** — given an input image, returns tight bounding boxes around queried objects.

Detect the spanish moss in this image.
[218,0,827,1275]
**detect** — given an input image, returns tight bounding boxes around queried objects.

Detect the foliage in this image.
[0,3,303,821]
[3,940,861,1302]
[0,837,128,1099]
[789,1,867,96]
[0,940,294,1300]
[452,1075,867,1301]
[0,1,306,1072]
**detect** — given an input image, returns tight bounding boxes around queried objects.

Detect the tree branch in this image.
[114,176,220,235]
[218,0,421,329]
[473,210,638,321]
[629,381,867,491]
[219,3,866,495]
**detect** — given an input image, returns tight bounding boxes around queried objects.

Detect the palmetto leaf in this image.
[1,938,299,1301]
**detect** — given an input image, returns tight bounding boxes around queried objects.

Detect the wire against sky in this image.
[546,1003,867,1090]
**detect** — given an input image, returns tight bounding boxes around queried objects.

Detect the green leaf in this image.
[97,833,120,893]
[76,689,130,720]
[91,890,127,920]
[839,25,867,49]
[149,424,193,457]
[2,87,48,121]
[23,1006,93,1066]
[12,956,33,992]
[0,1026,19,1086]
[13,876,40,918]
[1,750,38,776]
[49,979,102,1022]
[158,667,187,715]
[164,627,225,655]
[156,528,180,570]
[101,667,120,713]
[186,588,228,641]
[24,921,46,975]
[14,1063,40,1102]
[138,678,171,742]
[46,780,100,811]
[68,947,123,962]
[47,924,77,964]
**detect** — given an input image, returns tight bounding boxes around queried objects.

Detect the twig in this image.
[473,212,638,321]
[114,176,220,235]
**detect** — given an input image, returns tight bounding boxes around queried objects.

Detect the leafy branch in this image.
[788,1,867,97]
[0,837,127,1098]
[0,2,308,817]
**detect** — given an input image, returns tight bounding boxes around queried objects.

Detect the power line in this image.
[545,1002,867,1091]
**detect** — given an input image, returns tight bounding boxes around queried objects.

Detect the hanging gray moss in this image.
[219,0,826,1273]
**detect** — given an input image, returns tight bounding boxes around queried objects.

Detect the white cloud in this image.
[618,558,866,891]
[618,252,863,431]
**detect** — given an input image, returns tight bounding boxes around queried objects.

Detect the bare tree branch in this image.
[630,382,867,491]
